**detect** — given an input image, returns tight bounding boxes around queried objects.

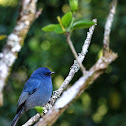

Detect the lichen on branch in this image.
[0,0,37,106]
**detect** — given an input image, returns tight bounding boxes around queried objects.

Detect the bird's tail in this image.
[11,109,24,126]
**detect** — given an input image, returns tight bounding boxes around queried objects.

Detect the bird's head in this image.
[30,67,55,79]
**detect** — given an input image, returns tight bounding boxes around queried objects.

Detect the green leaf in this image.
[61,12,72,28]
[69,0,78,12]
[35,106,44,114]
[72,20,95,30]
[42,24,64,34]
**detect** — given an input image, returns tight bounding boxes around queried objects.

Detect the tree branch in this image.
[103,0,117,54]
[23,0,117,125]
[0,0,38,106]
[22,113,41,126]
[51,19,97,102]
[66,32,86,74]
[22,19,97,126]
[33,0,118,125]
[35,52,117,126]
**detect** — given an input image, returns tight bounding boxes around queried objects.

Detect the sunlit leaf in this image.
[61,12,72,28]
[0,35,6,40]
[69,0,78,12]
[72,20,95,30]
[42,24,64,34]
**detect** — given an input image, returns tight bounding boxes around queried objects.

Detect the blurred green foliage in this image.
[0,0,126,126]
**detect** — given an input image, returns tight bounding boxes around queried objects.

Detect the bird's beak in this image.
[50,71,55,75]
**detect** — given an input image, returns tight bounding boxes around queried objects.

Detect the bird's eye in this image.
[45,72,50,76]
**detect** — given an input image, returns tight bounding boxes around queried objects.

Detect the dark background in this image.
[0,0,126,126]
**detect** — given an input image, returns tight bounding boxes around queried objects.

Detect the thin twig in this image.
[103,0,117,54]
[66,32,86,74]
[35,8,43,19]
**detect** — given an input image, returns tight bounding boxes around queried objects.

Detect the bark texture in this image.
[0,0,37,105]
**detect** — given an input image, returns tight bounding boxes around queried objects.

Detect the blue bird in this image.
[11,67,54,126]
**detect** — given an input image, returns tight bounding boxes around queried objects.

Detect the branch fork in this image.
[25,0,118,125]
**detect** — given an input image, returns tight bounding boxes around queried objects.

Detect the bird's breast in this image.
[25,83,52,110]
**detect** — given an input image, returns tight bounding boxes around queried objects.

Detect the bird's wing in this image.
[17,92,29,113]
[17,79,40,113]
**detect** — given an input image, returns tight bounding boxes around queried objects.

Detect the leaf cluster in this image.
[42,0,95,34]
